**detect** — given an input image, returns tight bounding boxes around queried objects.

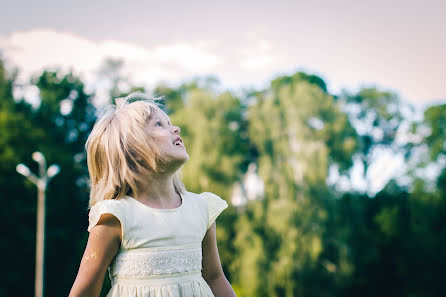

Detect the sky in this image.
[0,0,444,195]
[0,0,445,109]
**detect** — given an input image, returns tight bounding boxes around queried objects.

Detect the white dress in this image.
[88,191,228,297]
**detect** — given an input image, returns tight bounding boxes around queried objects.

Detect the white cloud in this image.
[1,28,444,108]
[239,40,278,71]
[0,29,221,89]
[2,30,100,74]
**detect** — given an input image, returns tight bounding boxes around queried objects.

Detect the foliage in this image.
[0,64,97,296]
[422,104,446,161]
[1,57,445,297]
[231,75,358,297]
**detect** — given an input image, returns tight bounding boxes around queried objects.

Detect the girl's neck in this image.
[132,173,181,208]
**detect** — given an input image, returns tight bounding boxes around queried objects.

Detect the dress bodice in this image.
[87,191,228,297]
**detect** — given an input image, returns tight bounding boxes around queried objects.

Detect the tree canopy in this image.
[1,57,445,297]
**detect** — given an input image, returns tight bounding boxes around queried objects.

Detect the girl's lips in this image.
[173,137,183,145]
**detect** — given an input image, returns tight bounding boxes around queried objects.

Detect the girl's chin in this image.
[167,153,189,165]
[178,154,189,163]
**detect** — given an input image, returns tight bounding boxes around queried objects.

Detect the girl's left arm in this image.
[202,222,237,297]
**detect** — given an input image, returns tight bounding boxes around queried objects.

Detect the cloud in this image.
[239,40,278,71]
[1,30,100,74]
[0,29,289,99]
[1,28,444,108]
[0,29,221,87]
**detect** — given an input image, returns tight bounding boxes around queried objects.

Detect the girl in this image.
[69,93,236,297]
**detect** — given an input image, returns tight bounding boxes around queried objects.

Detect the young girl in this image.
[69,93,236,297]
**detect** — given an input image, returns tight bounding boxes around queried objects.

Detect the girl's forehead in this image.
[152,109,170,122]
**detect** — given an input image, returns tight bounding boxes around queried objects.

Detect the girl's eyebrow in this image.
[153,116,170,125]
[152,115,162,122]
[162,116,171,125]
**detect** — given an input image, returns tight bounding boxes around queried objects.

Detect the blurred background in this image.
[1,1,445,296]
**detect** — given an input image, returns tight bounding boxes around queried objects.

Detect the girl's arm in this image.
[68,214,121,297]
[202,222,237,297]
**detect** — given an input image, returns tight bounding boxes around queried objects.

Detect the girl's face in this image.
[148,109,189,168]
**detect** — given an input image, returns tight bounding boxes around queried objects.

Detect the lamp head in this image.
[47,164,60,178]
[16,163,31,177]
[32,151,45,163]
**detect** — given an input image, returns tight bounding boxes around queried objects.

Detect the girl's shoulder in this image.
[185,191,226,208]
[88,197,132,232]
[89,196,133,214]
[186,191,228,229]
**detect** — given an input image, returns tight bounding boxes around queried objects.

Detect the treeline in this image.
[0,57,445,297]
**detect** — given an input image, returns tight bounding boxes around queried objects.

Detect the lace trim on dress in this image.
[110,245,202,277]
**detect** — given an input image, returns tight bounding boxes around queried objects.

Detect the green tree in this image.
[170,87,248,197]
[417,104,446,162]
[339,88,414,192]
[0,58,46,297]
[168,83,248,280]
[31,70,98,297]
[232,73,358,297]
[0,66,98,297]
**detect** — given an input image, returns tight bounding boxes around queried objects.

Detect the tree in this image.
[339,88,414,193]
[232,73,358,297]
[31,70,98,296]
[167,83,248,280]
[421,104,446,162]
[0,57,46,297]
[0,66,98,297]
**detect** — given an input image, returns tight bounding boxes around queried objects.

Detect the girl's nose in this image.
[172,125,180,134]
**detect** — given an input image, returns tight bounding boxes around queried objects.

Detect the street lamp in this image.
[16,152,60,297]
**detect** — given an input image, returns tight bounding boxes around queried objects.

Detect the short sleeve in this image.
[87,200,124,233]
[201,192,228,229]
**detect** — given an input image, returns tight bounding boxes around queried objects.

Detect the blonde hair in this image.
[85,92,186,207]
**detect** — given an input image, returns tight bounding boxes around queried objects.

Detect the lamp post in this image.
[16,152,60,297]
